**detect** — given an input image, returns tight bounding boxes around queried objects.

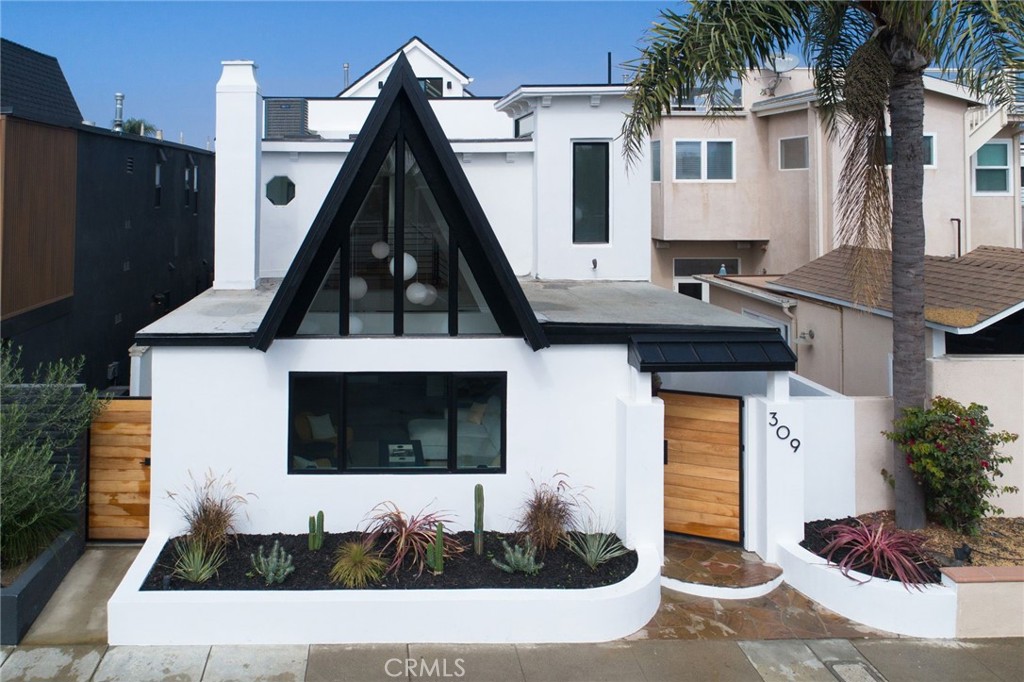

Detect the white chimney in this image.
[214,61,262,290]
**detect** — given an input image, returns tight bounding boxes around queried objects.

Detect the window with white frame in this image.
[779,136,809,170]
[651,140,661,182]
[973,140,1011,194]
[884,134,936,167]
[674,140,734,181]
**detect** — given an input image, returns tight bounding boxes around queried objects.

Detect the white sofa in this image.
[408,395,502,468]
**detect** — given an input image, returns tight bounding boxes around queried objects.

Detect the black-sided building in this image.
[0,39,214,389]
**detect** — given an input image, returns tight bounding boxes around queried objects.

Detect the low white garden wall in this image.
[108,535,662,645]
[777,541,957,638]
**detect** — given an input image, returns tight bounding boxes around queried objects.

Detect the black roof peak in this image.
[254,51,546,351]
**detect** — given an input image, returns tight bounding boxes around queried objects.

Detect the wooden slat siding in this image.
[660,391,741,542]
[88,398,151,540]
[0,117,78,320]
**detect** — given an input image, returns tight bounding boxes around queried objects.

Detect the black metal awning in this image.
[628,331,796,373]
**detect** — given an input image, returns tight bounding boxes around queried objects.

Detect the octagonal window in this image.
[267,176,296,206]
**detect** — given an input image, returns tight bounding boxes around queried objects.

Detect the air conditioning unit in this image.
[265,99,310,139]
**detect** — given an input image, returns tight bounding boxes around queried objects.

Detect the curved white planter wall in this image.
[108,536,661,645]
[777,541,957,638]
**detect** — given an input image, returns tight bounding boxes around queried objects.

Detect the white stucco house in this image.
[110,39,818,645]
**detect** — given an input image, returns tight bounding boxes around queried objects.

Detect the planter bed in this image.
[0,530,84,645]
[110,532,662,645]
[142,531,637,591]
[801,517,942,583]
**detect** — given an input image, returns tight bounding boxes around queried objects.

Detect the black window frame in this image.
[287,370,507,475]
[572,141,610,244]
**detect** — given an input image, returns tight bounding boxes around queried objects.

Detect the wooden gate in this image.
[660,391,742,543]
[88,398,151,540]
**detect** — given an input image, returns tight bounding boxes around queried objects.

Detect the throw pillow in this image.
[307,413,336,441]
[467,402,488,425]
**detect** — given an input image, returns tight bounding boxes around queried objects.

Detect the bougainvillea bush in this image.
[885,396,1018,535]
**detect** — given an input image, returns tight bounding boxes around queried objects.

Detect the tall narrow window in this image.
[651,140,661,182]
[572,142,609,243]
[154,150,165,207]
[973,141,1011,194]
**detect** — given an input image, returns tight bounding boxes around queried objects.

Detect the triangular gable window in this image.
[296,144,499,336]
[256,53,543,350]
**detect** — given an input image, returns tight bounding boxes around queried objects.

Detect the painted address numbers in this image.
[768,411,801,453]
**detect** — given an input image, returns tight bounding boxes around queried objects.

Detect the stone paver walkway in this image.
[663,533,783,588]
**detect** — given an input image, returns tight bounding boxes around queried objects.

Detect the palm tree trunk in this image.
[887,59,928,530]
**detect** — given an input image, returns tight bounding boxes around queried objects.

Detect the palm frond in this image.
[931,0,1024,107]
[622,0,813,167]
[807,2,877,137]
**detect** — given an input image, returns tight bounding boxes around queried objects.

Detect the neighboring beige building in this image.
[649,69,1024,296]
[701,245,1024,516]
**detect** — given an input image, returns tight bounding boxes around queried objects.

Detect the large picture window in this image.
[572,141,610,243]
[289,372,506,474]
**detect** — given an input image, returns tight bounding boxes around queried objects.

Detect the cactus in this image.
[248,540,295,585]
[425,521,444,575]
[474,484,485,556]
[308,510,324,551]
[491,539,543,575]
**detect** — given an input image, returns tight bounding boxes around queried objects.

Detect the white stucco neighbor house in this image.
[110,40,805,645]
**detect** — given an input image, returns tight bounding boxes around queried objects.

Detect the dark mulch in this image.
[141,531,637,592]
[801,517,942,584]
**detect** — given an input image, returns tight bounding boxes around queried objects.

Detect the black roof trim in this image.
[135,333,254,347]
[628,332,796,373]
[254,53,547,352]
[336,36,471,97]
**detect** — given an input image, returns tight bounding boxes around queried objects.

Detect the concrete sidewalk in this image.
[2,638,1022,681]
[1,545,1020,681]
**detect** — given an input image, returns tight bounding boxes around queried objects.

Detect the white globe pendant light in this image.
[348,276,368,300]
[371,241,390,259]
[348,315,364,334]
[406,282,428,305]
[388,252,418,281]
[421,284,438,305]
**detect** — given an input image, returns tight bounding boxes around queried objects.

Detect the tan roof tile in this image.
[770,245,1024,328]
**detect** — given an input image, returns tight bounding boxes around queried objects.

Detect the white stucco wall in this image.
[532,96,651,281]
[146,339,662,545]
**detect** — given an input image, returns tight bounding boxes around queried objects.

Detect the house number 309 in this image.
[768,412,801,453]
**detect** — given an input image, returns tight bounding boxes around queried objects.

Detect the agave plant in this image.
[171,536,226,584]
[821,520,934,591]
[564,530,629,570]
[362,501,464,576]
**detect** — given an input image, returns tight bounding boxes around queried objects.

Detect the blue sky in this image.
[3,1,667,147]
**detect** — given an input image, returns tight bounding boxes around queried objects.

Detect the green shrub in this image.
[0,345,104,568]
[885,396,1019,534]
[171,537,226,583]
[491,540,543,575]
[248,539,295,585]
[330,539,386,588]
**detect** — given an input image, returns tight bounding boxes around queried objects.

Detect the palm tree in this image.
[122,117,158,137]
[623,1,1022,529]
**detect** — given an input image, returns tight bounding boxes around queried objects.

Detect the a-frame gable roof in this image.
[254,53,546,351]
[337,37,471,98]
